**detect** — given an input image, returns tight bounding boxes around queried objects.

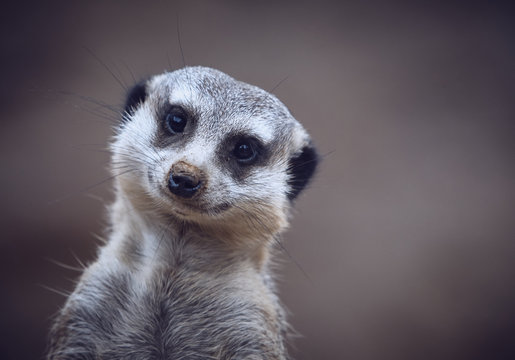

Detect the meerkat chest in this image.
[58,265,285,359]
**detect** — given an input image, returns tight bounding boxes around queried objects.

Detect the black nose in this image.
[168,173,202,198]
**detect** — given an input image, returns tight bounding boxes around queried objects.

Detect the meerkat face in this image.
[112,67,317,236]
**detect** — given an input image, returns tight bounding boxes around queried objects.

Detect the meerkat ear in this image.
[123,79,148,120]
[287,143,319,200]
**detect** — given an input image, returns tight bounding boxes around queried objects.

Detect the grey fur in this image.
[48,67,317,360]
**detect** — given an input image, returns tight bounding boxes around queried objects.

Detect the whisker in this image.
[176,14,186,67]
[38,284,70,298]
[82,46,128,91]
[45,258,85,272]
[48,168,137,206]
[57,90,120,114]
[69,250,88,270]
[269,75,290,94]
[120,59,137,83]
[31,87,121,125]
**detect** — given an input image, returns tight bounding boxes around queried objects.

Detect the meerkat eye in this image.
[164,106,188,134]
[232,140,257,163]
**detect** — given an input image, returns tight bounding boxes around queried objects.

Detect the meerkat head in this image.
[112,67,317,240]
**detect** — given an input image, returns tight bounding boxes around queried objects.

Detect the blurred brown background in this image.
[1,1,514,359]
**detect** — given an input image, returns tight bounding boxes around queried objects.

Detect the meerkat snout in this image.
[167,161,204,198]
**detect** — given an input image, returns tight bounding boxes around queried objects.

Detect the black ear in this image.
[123,79,148,120]
[287,143,319,200]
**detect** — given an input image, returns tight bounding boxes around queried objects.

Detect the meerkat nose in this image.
[167,161,204,198]
[168,173,201,198]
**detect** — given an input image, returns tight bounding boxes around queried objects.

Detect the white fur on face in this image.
[112,67,310,225]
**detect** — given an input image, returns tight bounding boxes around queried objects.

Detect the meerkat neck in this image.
[105,191,271,273]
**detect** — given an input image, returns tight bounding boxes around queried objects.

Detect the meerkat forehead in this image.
[147,67,299,144]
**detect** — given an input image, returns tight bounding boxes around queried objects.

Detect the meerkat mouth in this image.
[166,194,232,219]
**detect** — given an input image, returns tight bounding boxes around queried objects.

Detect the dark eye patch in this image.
[163,106,188,135]
[154,104,198,148]
[232,138,260,164]
[217,133,268,181]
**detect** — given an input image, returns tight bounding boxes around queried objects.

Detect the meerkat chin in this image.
[48,66,318,360]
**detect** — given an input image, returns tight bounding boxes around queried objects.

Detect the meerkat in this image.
[47,66,318,360]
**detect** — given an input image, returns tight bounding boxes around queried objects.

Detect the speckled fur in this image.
[48,67,317,360]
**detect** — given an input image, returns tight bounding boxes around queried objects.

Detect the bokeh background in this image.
[1,1,514,359]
